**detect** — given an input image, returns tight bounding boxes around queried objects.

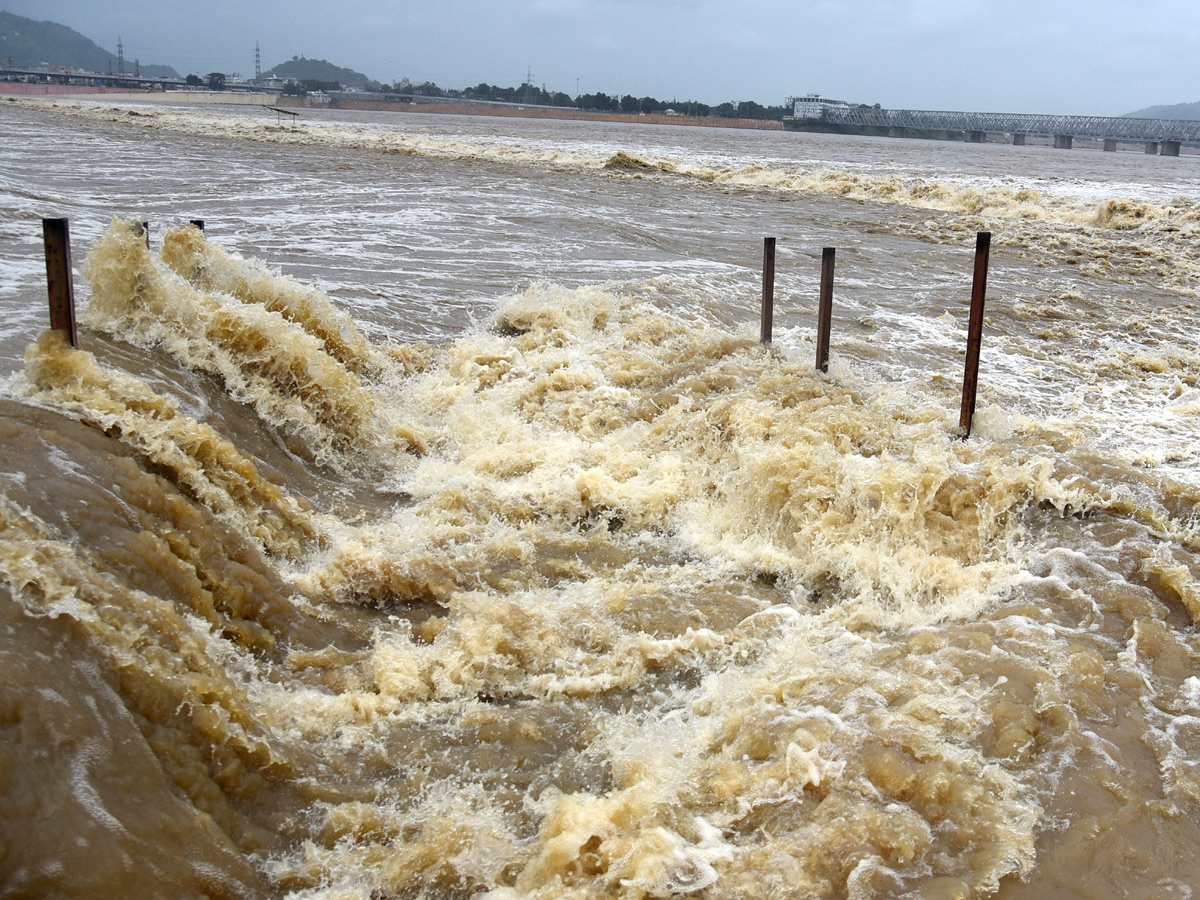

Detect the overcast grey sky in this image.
[5,0,1196,115]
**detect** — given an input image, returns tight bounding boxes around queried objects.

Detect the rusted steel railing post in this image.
[42,218,77,347]
[760,237,776,344]
[959,231,991,438]
[816,247,835,372]
[189,219,204,230]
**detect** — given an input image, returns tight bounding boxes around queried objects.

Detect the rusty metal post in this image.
[42,218,77,348]
[816,247,835,372]
[959,232,991,438]
[760,237,776,344]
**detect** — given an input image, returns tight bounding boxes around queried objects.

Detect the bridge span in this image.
[818,106,1199,154]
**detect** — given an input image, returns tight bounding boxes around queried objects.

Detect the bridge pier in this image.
[814,106,1196,152]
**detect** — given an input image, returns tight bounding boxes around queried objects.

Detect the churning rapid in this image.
[2,99,1200,900]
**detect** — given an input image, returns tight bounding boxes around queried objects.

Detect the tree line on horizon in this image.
[273,75,790,120]
[393,79,790,120]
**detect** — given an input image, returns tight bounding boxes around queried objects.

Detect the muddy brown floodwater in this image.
[1,98,1199,899]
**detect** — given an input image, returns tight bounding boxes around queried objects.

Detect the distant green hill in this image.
[0,10,178,77]
[1124,100,1200,120]
[263,56,376,89]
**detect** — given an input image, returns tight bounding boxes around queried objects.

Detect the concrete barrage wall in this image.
[0,83,152,96]
[0,84,279,105]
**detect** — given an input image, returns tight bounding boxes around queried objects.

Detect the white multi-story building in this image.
[787,94,850,120]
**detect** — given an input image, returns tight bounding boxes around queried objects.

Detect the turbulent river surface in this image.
[2,98,1200,900]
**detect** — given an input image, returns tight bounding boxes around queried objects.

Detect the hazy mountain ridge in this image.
[1123,100,1200,120]
[0,10,178,77]
[0,10,369,85]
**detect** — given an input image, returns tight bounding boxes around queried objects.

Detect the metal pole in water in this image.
[42,218,77,348]
[959,231,991,439]
[760,237,776,344]
[816,247,836,372]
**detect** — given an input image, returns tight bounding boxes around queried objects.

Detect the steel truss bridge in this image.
[822,106,1200,143]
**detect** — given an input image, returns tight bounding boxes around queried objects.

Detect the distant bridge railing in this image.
[822,107,1200,142]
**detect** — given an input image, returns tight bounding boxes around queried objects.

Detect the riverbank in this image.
[0,85,782,130]
[275,94,783,130]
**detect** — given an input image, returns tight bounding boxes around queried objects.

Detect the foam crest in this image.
[251,284,1105,894]
[22,329,315,558]
[485,620,1045,898]
[159,224,385,376]
[82,219,391,469]
[374,283,1086,622]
